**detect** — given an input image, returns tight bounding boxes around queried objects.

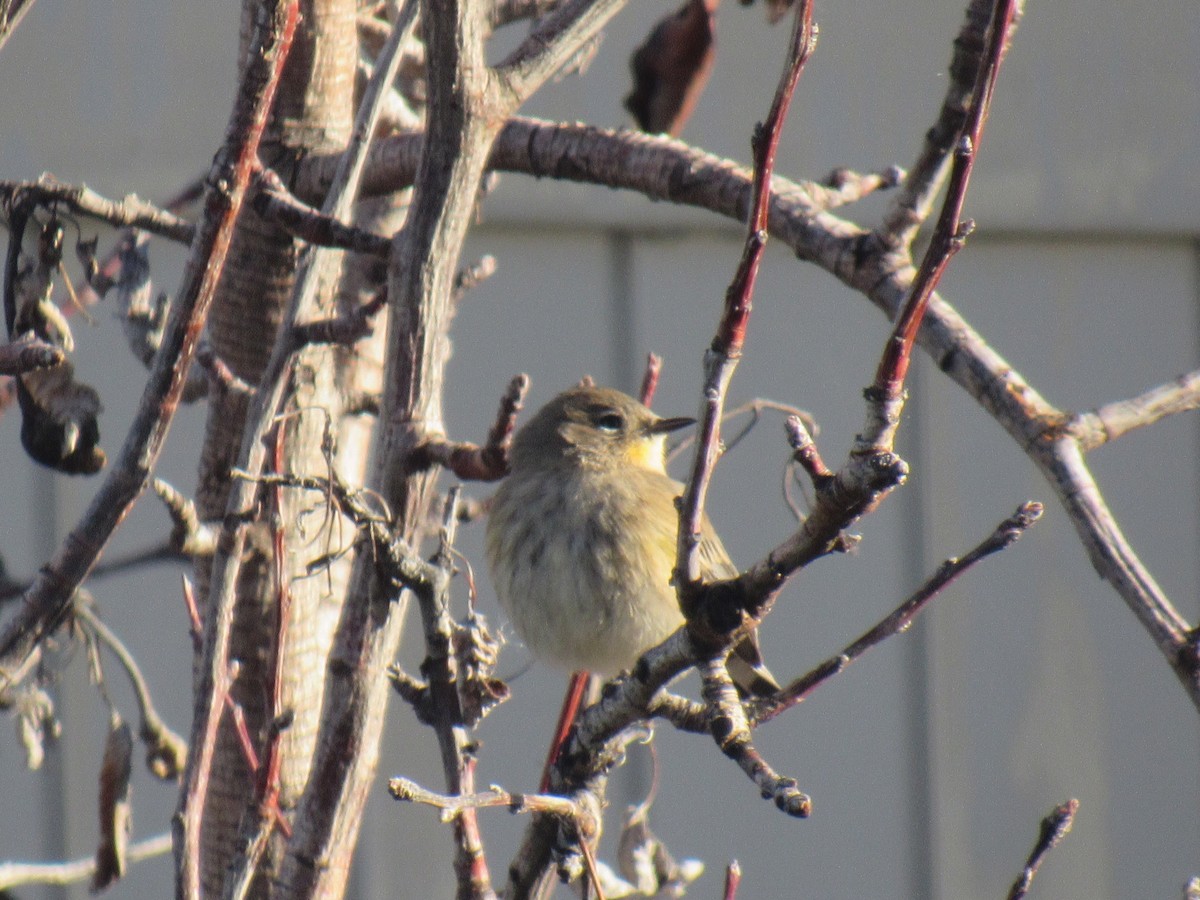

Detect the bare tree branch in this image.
[0,176,195,245]
[413,373,529,481]
[496,0,629,104]
[0,0,38,55]
[298,49,1200,707]
[280,2,634,892]
[701,658,811,816]
[873,0,1019,399]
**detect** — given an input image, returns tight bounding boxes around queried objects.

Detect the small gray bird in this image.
[486,385,777,695]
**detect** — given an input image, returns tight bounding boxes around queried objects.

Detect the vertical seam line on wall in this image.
[608,231,636,392]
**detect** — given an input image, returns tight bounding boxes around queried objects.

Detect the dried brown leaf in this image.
[17,359,105,474]
[624,0,719,136]
[92,718,134,892]
[14,685,59,770]
[455,613,510,726]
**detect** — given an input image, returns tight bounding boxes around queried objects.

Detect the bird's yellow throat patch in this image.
[624,435,669,474]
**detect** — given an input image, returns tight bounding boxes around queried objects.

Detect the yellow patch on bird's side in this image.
[624,435,669,473]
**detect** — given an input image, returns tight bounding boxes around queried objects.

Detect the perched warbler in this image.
[486,385,778,695]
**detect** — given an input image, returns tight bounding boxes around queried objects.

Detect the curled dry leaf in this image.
[625,0,720,137]
[92,717,134,892]
[15,250,75,352]
[10,232,105,474]
[114,231,165,367]
[112,232,206,402]
[144,723,188,782]
[454,613,510,727]
[13,684,59,770]
[16,360,105,474]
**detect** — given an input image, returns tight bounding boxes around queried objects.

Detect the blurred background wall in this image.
[0,1,1197,897]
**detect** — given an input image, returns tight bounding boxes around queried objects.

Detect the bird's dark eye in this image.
[594,411,625,432]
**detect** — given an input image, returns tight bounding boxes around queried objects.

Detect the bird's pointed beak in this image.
[648,415,695,435]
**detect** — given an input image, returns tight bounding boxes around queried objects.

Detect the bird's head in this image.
[511,385,693,474]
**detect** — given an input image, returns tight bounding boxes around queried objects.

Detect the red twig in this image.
[224,685,260,774]
[874,0,1018,397]
[723,860,742,900]
[415,373,529,480]
[785,413,833,484]
[639,352,663,406]
[260,423,293,831]
[676,1,816,593]
[540,671,592,792]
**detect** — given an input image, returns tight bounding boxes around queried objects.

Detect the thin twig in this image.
[195,343,253,397]
[221,420,302,900]
[755,502,1044,724]
[785,414,833,484]
[290,289,387,348]
[411,485,497,899]
[0,176,195,245]
[152,478,218,558]
[230,468,436,591]
[1007,799,1078,900]
[676,1,817,606]
[816,165,904,210]
[1071,369,1200,452]
[252,169,391,258]
[878,0,1022,247]
[414,374,530,481]
[874,0,1019,399]
[0,832,173,891]
[74,602,188,780]
[701,659,811,816]
[639,352,663,406]
[667,397,817,464]
[389,778,598,831]
[496,0,632,104]
[723,860,742,900]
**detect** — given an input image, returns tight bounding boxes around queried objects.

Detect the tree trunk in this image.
[190,1,359,895]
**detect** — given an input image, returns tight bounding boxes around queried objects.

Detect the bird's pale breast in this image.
[486,464,685,675]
